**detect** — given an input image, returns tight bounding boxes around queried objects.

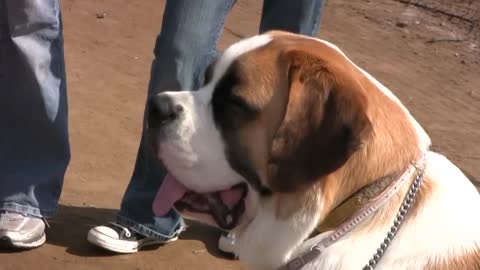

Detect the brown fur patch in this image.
[424,246,480,270]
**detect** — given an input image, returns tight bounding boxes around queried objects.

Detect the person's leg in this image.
[88,0,235,254]
[259,0,324,36]
[0,0,69,249]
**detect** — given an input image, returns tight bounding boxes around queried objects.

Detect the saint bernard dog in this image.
[148,31,480,269]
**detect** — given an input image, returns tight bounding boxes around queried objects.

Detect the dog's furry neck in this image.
[311,152,480,270]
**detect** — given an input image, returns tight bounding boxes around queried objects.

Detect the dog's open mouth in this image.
[152,174,247,230]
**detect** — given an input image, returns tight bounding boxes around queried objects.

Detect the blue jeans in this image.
[0,0,69,218]
[117,0,324,241]
[0,0,323,241]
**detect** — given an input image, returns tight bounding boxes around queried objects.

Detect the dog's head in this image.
[148,31,429,268]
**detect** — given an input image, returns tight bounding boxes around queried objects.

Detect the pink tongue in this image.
[220,187,244,210]
[152,174,188,216]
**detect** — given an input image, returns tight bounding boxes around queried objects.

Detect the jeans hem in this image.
[115,214,186,241]
[0,202,56,218]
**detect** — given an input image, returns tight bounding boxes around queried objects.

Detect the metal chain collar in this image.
[278,156,426,270]
[362,162,426,270]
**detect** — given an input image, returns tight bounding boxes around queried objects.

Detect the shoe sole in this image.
[87,229,177,254]
[0,233,46,250]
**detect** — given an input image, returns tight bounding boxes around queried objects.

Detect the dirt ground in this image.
[1,0,479,269]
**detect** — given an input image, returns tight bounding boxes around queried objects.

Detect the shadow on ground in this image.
[44,205,227,258]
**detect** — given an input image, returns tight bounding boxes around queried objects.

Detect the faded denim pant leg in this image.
[116,0,324,241]
[0,0,70,218]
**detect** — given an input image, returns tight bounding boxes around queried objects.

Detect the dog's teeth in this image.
[226,214,233,225]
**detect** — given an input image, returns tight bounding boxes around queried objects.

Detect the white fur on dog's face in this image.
[153,34,272,194]
[155,88,240,193]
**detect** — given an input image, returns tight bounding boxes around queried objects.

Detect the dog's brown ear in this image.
[268,48,373,192]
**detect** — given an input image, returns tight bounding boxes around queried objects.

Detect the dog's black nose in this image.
[147,94,183,129]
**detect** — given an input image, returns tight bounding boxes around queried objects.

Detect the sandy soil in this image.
[1,0,479,269]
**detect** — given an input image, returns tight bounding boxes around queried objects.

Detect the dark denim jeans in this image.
[0,0,324,241]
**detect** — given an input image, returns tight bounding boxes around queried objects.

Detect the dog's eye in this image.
[224,95,260,115]
[226,95,251,110]
[212,94,258,119]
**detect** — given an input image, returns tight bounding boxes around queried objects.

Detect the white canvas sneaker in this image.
[87,222,178,254]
